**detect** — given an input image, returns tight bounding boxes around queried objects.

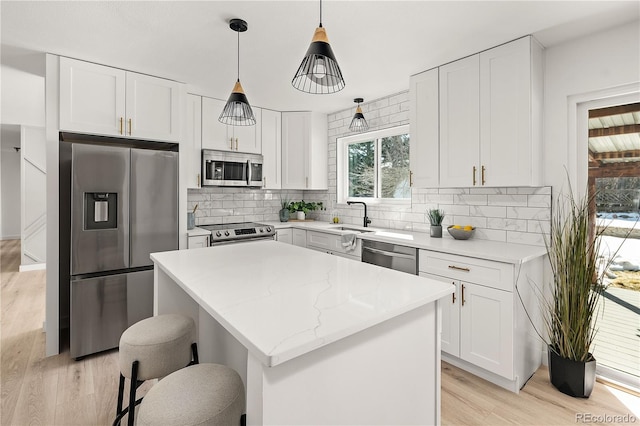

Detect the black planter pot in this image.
[548,346,596,398]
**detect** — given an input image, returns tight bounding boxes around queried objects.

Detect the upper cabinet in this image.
[409,68,440,188]
[185,94,202,189]
[411,36,543,188]
[59,57,181,142]
[281,112,327,190]
[261,108,282,189]
[201,96,261,154]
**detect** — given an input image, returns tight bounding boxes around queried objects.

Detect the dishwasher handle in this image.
[362,246,416,260]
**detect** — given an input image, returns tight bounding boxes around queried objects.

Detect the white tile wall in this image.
[188,90,551,246]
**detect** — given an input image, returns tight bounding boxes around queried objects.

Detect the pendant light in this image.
[291,0,345,94]
[349,98,369,132]
[219,18,255,126]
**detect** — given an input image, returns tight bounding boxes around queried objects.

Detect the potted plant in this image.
[540,186,619,398]
[288,200,323,221]
[426,209,445,238]
[279,196,291,222]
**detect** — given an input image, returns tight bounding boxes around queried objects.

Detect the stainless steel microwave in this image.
[201,149,264,187]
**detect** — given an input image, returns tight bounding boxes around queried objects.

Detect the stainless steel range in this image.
[200,222,275,246]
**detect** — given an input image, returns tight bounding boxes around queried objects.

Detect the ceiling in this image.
[1,1,639,114]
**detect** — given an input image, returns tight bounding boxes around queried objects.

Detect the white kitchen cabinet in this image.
[439,54,480,188]
[261,108,282,189]
[185,94,202,189]
[438,36,542,187]
[306,230,361,261]
[292,229,307,247]
[409,68,439,188]
[59,57,181,142]
[202,96,261,154]
[281,112,327,190]
[188,235,209,249]
[276,228,293,245]
[419,249,542,392]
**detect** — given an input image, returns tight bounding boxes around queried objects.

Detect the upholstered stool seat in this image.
[136,363,246,426]
[114,314,198,426]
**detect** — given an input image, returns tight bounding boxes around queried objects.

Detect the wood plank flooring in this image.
[2,238,639,425]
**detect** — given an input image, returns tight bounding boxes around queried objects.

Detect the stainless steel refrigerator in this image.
[67,140,178,359]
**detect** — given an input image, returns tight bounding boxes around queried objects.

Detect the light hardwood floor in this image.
[2,239,638,425]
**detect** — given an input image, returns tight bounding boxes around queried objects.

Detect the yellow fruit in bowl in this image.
[463,225,473,231]
[452,225,462,229]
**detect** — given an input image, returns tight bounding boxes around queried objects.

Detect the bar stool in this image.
[114,314,198,426]
[136,363,246,426]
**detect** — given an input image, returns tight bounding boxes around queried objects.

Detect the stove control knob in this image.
[266,227,272,233]
[224,231,230,236]
[259,228,263,233]
[215,231,221,237]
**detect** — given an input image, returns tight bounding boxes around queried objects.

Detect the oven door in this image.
[210,235,275,246]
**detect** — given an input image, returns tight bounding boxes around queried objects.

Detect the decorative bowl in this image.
[447,225,476,240]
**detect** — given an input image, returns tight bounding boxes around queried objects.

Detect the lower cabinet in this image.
[306,231,361,261]
[188,234,209,249]
[276,229,293,245]
[292,229,307,247]
[419,249,542,392]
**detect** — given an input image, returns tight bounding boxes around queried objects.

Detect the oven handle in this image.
[210,236,275,246]
[362,246,416,260]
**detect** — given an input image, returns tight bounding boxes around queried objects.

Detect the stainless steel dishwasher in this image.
[361,240,418,275]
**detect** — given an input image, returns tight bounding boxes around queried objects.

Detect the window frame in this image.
[337,124,410,205]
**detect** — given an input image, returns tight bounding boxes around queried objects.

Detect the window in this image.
[338,125,410,203]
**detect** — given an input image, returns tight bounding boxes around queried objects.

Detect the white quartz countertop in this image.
[187,227,211,237]
[151,240,453,367]
[262,221,546,264]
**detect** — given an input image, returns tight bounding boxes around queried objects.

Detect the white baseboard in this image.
[19,263,46,272]
[0,235,20,241]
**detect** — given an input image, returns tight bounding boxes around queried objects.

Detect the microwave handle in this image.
[246,159,252,185]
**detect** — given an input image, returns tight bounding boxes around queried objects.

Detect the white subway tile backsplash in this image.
[455,194,488,205]
[468,187,505,195]
[507,206,551,220]
[487,217,528,232]
[527,194,552,207]
[438,188,467,195]
[487,194,527,206]
[474,228,507,242]
[470,205,507,218]
[507,187,552,195]
[507,231,545,246]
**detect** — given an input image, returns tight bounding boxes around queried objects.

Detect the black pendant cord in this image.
[237,30,240,82]
[319,0,322,27]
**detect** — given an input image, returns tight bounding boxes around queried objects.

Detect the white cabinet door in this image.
[281,112,327,190]
[307,231,333,251]
[59,57,126,137]
[188,235,209,249]
[185,94,202,189]
[459,282,513,379]
[202,97,232,151]
[292,229,307,247]
[480,36,535,187]
[230,107,261,154]
[262,109,282,189]
[409,68,439,188]
[421,273,460,356]
[125,72,181,142]
[276,228,292,245]
[439,55,480,187]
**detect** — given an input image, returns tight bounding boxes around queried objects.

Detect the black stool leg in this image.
[190,342,199,365]
[116,373,125,416]
[127,360,139,426]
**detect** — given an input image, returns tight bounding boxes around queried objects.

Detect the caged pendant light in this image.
[291,0,345,94]
[219,18,256,126]
[349,98,369,132]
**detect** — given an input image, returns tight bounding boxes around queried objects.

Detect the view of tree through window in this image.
[346,131,410,200]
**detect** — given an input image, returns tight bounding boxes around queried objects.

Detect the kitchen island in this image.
[151,240,453,425]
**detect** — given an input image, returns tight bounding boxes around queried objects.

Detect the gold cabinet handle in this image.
[448,265,470,272]
[472,166,477,186]
[119,117,123,135]
[409,170,413,187]
[230,137,234,150]
[235,138,239,151]
[197,173,200,187]
[461,284,466,306]
[481,165,486,186]
[128,118,132,135]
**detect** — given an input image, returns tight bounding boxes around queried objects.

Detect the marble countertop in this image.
[262,221,546,264]
[187,227,211,237]
[151,240,453,367]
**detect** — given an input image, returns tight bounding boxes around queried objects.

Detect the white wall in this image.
[1,126,21,239]
[543,20,640,193]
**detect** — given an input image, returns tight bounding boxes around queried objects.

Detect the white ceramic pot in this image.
[296,211,306,220]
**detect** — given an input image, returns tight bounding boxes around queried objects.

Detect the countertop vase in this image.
[296,211,306,220]
[430,225,442,238]
[279,209,290,222]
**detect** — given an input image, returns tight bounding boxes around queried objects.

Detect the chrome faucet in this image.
[347,201,371,227]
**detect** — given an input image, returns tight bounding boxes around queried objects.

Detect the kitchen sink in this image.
[331,226,375,233]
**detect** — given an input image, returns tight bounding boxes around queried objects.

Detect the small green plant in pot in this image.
[426,209,445,238]
[279,196,291,222]
[288,200,323,221]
